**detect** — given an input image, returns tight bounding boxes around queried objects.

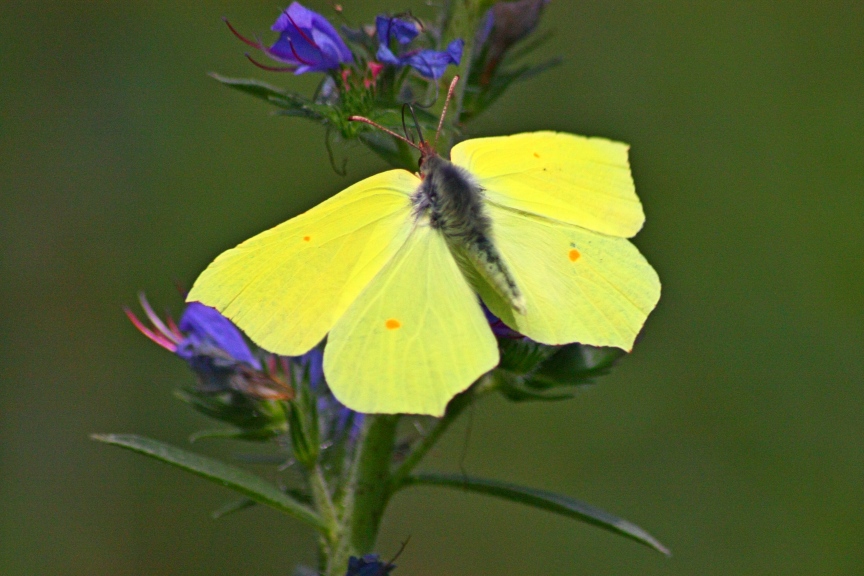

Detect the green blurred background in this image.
[2,1,862,574]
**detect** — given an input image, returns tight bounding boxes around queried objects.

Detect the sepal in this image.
[287,376,321,469]
[495,338,625,402]
[174,388,288,440]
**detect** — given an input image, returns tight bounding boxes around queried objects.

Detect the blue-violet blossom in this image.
[375,15,464,79]
[345,554,396,576]
[226,2,352,74]
[125,294,293,400]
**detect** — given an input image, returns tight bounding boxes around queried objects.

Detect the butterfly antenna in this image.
[348,116,422,151]
[435,75,460,144]
[408,104,425,145]
[400,104,415,144]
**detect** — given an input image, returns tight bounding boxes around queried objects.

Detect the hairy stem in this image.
[349,415,399,552]
[321,415,399,576]
[310,464,338,540]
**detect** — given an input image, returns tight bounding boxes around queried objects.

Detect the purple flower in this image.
[176,302,261,369]
[482,303,524,339]
[126,294,293,401]
[225,2,352,74]
[375,15,464,79]
[375,15,418,46]
[346,554,395,576]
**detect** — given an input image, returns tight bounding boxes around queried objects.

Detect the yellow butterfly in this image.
[188,101,660,416]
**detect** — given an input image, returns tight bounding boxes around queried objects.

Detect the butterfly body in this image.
[414,152,525,314]
[188,131,660,416]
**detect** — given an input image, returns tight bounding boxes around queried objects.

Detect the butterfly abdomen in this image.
[416,155,526,314]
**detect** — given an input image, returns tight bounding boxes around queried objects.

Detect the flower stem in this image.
[310,464,338,540]
[320,414,399,576]
[349,415,399,552]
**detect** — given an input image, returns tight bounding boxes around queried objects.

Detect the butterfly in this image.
[187,84,660,416]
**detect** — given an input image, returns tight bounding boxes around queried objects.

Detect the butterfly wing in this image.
[324,219,499,416]
[473,204,660,351]
[451,131,644,238]
[187,170,419,356]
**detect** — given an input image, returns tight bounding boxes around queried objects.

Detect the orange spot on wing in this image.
[303,236,311,242]
[385,319,401,330]
[533,152,540,158]
[568,249,581,262]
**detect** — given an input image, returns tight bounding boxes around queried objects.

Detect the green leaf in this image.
[211,497,256,519]
[531,344,625,387]
[173,388,287,439]
[400,473,670,556]
[502,30,556,64]
[189,427,280,442]
[495,342,625,403]
[209,73,327,121]
[91,433,325,530]
[495,371,579,402]
[462,57,561,122]
[497,337,559,374]
[358,131,418,171]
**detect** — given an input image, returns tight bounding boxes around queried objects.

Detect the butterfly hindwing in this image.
[187,170,419,356]
[324,220,499,416]
[475,203,661,351]
[451,131,645,238]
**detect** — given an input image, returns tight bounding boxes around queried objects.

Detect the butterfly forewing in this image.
[324,221,499,416]
[451,132,645,238]
[477,204,661,351]
[187,170,419,356]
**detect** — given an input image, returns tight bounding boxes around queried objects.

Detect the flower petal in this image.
[178,303,260,369]
[403,39,464,79]
[375,15,419,46]
[266,1,352,73]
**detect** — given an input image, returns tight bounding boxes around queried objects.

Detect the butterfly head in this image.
[417,139,441,173]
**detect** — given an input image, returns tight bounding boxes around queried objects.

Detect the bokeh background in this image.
[2,1,862,574]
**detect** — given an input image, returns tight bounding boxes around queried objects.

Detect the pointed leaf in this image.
[462,57,561,122]
[400,472,669,556]
[502,30,556,64]
[211,497,256,519]
[495,342,626,403]
[497,337,559,374]
[189,427,277,442]
[92,433,324,530]
[531,344,625,387]
[209,73,327,120]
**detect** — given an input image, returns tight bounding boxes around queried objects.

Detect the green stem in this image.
[349,415,399,552]
[310,464,338,540]
[321,414,399,576]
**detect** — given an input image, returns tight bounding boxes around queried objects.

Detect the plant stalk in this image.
[320,414,399,576]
